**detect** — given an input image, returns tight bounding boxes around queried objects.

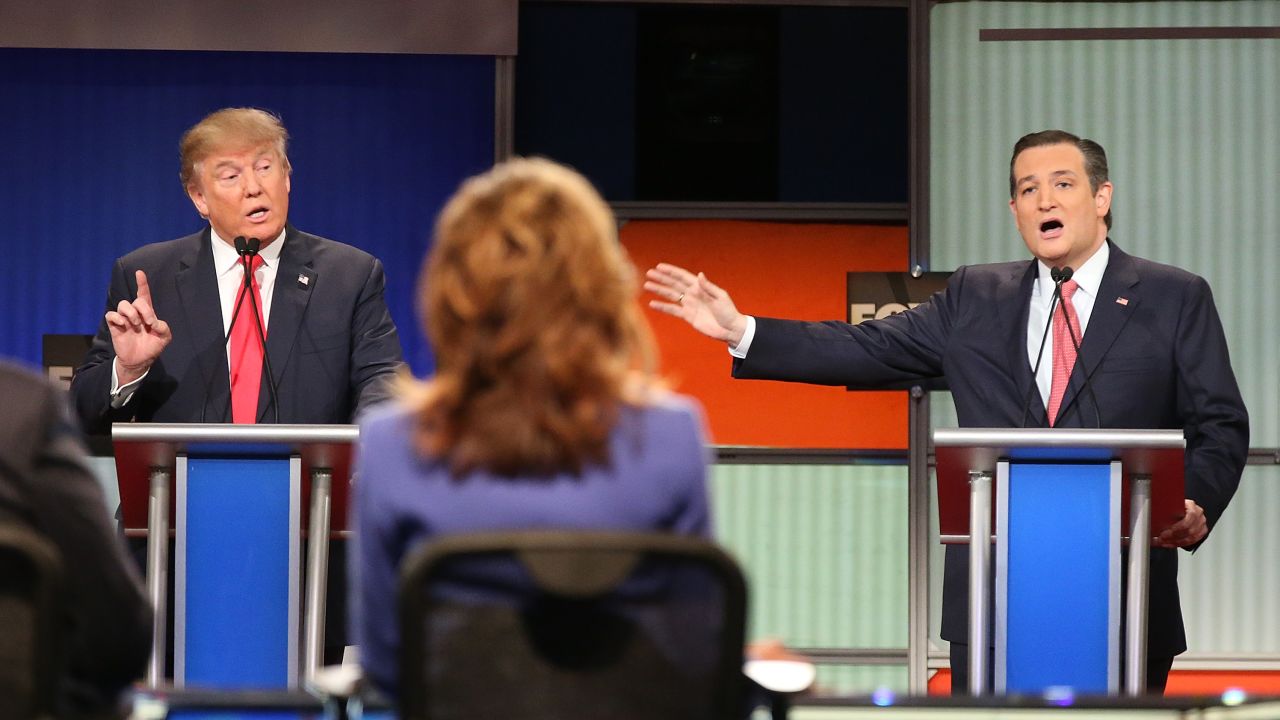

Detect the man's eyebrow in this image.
[1016,169,1078,187]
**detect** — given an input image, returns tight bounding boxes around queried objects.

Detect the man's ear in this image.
[1008,197,1018,219]
[187,184,209,218]
[1094,181,1114,218]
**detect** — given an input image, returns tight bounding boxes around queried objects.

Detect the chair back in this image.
[398,530,747,720]
[0,523,63,720]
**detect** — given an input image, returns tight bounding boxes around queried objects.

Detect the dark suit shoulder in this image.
[956,259,1031,278]
[115,230,206,268]
[1124,251,1207,286]
[0,359,49,403]
[0,361,55,464]
[289,228,381,266]
[948,259,1033,286]
[930,260,1033,311]
[1108,243,1215,307]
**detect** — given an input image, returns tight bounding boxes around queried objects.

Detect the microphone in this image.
[238,237,281,424]
[200,236,279,423]
[201,236,254,422]
[1052,267,1103,428]
[1019,267,1065,427]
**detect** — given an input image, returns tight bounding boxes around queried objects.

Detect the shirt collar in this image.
[210,227,287,278]
[1035,239,1110,299]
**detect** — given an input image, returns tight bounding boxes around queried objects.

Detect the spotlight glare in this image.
[871,687,896,707]
[1043,686,1075,706]
[1221,688,1247,706]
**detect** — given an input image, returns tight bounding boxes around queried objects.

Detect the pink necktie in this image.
[1047,279,1080,427]
[230,255,266,424]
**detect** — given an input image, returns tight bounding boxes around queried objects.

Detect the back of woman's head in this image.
[413,158,657,476]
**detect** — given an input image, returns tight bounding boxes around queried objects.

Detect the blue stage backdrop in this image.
[0,48,495,378]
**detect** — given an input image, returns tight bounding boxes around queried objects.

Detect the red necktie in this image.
[1047,279,1080,427]
[230,255,266,424]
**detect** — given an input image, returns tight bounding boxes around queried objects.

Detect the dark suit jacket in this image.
[0,361,152,714]
[71,226,403,431]
[733,241,1249,658]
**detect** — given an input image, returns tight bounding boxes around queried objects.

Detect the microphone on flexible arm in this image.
[200,235,257,422]
[1052,266,1103,428]
[239,237,281,424]
[1019,266,1067,427]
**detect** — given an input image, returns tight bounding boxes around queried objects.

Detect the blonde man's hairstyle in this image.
[411,157,659,477]
[179,107,291,191]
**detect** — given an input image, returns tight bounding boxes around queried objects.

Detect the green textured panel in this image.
[929,1,1280,445]
[929,1,1279,657]
[1178,465,1280,653]
[711,463,911,692]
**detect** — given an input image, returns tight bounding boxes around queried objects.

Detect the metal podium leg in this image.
[304,469,333,682]
[1125,475,1151,695]
[968,471,992,696]
[906,390,930,694]
[145,468,171,688]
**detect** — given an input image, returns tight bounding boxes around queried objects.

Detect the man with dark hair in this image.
[0,360,151,715]
[1009,129,1113,230]
[646,130,1249,692]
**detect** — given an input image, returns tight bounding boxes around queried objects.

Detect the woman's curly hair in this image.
[409,158,659,477]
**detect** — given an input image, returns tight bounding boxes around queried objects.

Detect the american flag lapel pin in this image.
[297,273,310,288]
[1115,297,1129,306]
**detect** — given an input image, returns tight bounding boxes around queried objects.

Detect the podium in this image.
[934,428,1185,696]
[113,423,356,689]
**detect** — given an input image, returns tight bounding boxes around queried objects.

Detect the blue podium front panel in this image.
[997,461,1119,693]
[177,456,299,688]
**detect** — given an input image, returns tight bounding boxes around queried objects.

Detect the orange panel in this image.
[621,219,910,449]
[1165,671,1280,696]
[928,669,952,695]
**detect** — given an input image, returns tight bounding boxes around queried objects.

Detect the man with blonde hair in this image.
[71,107,402,429]
[70,107,403,668]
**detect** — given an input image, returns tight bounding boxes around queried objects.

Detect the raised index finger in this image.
[135,269,153,303]
[133,269,161,325]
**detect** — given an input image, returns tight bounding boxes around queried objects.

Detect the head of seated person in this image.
[409,157,660,477]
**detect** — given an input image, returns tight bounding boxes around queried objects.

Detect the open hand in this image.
[644,263,749,346]
[105,270,172,385]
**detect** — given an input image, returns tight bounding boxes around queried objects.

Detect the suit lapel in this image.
[1000,260,1047,426]
[257,226,317,422]
[1055,241,1140,424]
[174,229,232,422]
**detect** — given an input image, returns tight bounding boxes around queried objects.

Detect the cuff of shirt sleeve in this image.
[728,316,757,359]
[110,360,148,409]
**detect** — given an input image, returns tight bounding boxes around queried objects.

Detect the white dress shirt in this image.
[730,242,1112,411]
[1026,241,1108,408]
[109,228,286,406]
